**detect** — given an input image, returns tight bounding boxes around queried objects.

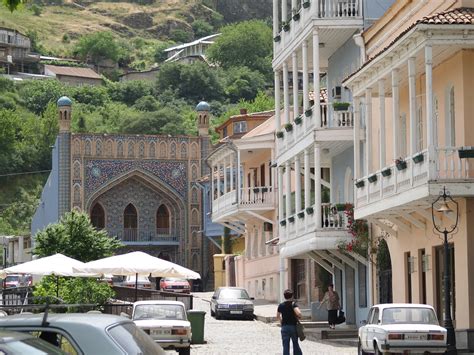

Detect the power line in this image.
[0,170,51,178]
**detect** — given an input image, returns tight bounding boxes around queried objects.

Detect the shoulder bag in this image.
[293,302,306,341]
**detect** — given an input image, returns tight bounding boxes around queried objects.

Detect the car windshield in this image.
[107,322,164,355]
[0,337,66,355]
[5,275,20,282]
[133,304,186,320]
[163,278,186,282]
[381,307,439,325]
[218,289,250,300]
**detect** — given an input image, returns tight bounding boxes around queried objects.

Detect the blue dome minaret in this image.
[196,101,210,137]
[57,96,72,217]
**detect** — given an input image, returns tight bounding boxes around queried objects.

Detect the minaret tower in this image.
[196,101,210,137]
[57,96,72,217]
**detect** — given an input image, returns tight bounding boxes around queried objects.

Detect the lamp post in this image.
[431,186,458,355]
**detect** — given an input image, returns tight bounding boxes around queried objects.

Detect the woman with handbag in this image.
[276,289,303,355]
[318,283,340,329]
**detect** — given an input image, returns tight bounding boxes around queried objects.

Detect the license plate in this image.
[405,334,427,340]
[230,310,243,314]
[151,329,171,335]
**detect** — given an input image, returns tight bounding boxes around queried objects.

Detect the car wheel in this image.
[374,343,382,355]
[357,340,367,355]
[177,347,190,355]
[210,306,215,317]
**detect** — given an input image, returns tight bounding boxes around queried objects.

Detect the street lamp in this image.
[431,186,458,355]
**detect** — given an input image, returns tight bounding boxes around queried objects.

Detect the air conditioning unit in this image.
[332,86,342,99]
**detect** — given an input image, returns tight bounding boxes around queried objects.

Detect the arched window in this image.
[156,205,170,233]
[124,204,137,229]
[91,203,105,229]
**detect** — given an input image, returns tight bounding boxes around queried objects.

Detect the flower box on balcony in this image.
[305,108,312,117]
[282,22,290,32]
[292,11,300,21]
[253,187,260,194]
[333,102,350,111]
[355,179,365,188]
[273,35,281,42]
[261,187,268,193]
[288,216,295,223]
[294,116,302,125]
[280,219,287,226]
[458,147,474,158]
[381,168,392,177]
[395,159,407,171]
[335,204,347,212]
[368,174,377,183]
[276,130,284,138]
[303,0,310,8]
[306,207,314,215]
[412,153,424,164]
[284,123,293,132]
[297,211,305,219]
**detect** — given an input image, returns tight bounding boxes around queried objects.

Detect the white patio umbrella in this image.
[73,251,201,301]
[0,253,99,296]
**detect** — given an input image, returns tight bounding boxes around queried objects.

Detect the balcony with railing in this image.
[274,0,363,59]
[211,186,275,223]
[354,147,474,219]
[276,103,354,157]
[117,228,179,245]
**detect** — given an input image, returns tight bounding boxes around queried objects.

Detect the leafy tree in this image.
[31,3,41,16]
[223,66,266,102]
[0,109,24,173]
[70,85,109,107]
[17,79,65,115]
[34,210,122,262]
[2,0,26,12]
[207,20,272,75]
[119,107,184,135]
[73,32,121,69]
[169,29,193,43]
[133,95,159,112]
[153,42,172,63]
[0,186,41,234]
[106,80,153,106]
[192,20,214,39]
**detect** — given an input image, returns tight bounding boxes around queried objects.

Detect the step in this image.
[320,329,358,340]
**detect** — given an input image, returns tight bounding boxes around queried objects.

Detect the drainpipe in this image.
[353,33,366,66]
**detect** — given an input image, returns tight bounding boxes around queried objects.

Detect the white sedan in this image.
[132,300,191,355]
[358,303,447,354]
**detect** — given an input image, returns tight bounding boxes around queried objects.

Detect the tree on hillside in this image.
[73,32,122,72]
[34,210,122,262]
[2,0,25,12]
[17,79,65,115]
[207,20,272,76]
[223,66,266,102]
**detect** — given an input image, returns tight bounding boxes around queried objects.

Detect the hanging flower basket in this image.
[297,211,305,219]
[284,123,293,132]
[282,22,290,32]
[412,153,424,164]
[288,216,295,223]
[306,207,314,215]
[395,158,407,171]
[295,116,303,125]
[305,108,312,117]
[303,0,310,9]
[381,168,392,177]
[368,174,377,183]
[355,179,365,188]
[276,131,284,138]
[274,35,281,42]
[333,102,350,111]
[292,11,300,21]
[280,220,287,226]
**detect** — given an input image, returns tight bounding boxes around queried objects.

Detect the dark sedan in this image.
[210,287,254,320]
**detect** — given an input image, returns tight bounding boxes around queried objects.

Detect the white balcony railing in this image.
[120,228,179,244]
[277,104,354,156]
[212,186,275,220]
[355,147,474,209]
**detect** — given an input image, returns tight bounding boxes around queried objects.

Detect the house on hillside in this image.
[0,235,32,267]
[0,27,40,74]
[44,65,102,86]
[164,34,220,64]
[119,67,160,82]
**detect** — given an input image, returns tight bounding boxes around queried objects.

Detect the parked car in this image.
[210,287,254,320]
[132,300,191,355]
[358,303,447,355]
[0,312,165,354]
[122,275,152,289]
[3,274,31,288]
[159,277,191,293]
[0,329,66,354]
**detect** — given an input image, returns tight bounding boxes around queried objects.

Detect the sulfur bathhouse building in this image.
[31,97,214,285]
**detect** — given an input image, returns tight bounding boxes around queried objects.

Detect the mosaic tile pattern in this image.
[84,159,188,199]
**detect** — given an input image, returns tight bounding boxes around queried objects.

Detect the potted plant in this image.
[292,8,300,21]
[395,158,407,171]
[305,108,312,117]
[355,179,365,188]
[368,174,377,183]
[295,116,302,125]
[284,123,293,132]
[412,152,424,164]
[253,187,260,194]
[276,131,284,138]
[333,102,350,111]
[335,204,346,212]
[280,219,287,226]
[261,187,268,193]
[381,167,392,177]
[297,211,305,219]
[282,21,290,32]
[306,206,314,214]
[273,34,281,42]
[303,0,310,8]
[288,216,295,223]
[458,147,474,158]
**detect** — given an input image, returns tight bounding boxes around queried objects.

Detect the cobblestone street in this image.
[165,296,357,355]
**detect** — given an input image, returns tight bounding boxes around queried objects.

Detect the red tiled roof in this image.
[343,7,474,84]
[45,65,102,79]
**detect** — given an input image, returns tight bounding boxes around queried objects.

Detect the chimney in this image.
[239,108,247,115]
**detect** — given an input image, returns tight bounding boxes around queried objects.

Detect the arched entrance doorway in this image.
[377,239,392,303]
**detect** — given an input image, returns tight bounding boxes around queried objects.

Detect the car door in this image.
[367,307,380,351]
[361,308,373,350]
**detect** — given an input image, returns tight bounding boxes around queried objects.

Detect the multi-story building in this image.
[164,34,221,64]
[272,0,394,324]
[207,114,280,301]
[0,235,32,267]
[344,0,474,349]
[0,27,39,73]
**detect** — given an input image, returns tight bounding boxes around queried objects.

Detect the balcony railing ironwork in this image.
[119,228,179,244]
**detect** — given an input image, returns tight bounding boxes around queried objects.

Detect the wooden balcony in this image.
[118,228,179,246]
[354,147,474,220]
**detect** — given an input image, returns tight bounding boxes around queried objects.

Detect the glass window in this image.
[90,203,105,229]
[133,304,186,321]
[371,308,379,324]
[233,121,247,134]
[217,288,250,299]
[381,307,438,325]
[107,322,163,355]
[358,262,367,308]
[0,337,66,355]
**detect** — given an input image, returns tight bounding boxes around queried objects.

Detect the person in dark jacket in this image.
[276,289,303,355]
